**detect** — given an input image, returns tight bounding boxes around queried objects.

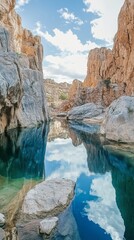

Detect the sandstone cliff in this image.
[71,0,134,107]
[0,0,48,133]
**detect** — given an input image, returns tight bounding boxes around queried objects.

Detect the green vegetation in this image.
[59,93,68,100]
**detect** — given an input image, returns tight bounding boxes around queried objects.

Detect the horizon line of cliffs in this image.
[62,0,134,111]
[0,0,48,134]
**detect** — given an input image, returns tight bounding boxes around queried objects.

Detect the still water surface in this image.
[0,120,134,240]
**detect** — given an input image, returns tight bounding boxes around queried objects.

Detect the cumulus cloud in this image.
[83,0,124,44]
[58,8,84,26]
[15,0,30,9]
[34,22,99,82]
[35,22,97,54]
[45,138,91,181]
[43,53,88,83]
[85,173,125,240]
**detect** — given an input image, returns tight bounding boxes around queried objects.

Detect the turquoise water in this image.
[0,120,134,240]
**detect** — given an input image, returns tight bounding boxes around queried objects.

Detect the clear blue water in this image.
[0,120,134,240]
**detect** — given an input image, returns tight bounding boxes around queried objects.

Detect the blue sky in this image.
[16,0,124,83]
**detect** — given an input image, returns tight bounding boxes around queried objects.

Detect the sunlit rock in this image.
[39,217,58,235]
[101,96,134,143]
[67,103,104,120]
[22,179,75,218]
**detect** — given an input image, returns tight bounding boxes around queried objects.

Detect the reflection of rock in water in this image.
[104,144,134,240]
[111,164,134,240]
[53,206,81,240]
[48,120,69,141]
[0,124,48,229]
[69,124,110,174]
[17,206,80,240]
[0,124,48,179]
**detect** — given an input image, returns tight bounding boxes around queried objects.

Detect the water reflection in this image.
[0,120,134,240]
[0,125,48,179]
[45,121,134,240]
[0,124,48,227]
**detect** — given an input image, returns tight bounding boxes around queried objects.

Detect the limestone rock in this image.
[101,96,134,143]
[0,213,5,227]
[22,179,75,218]
[39,217,58,235]
[67,103,104,120]
[0,0,48,133]
[0,0,43,71]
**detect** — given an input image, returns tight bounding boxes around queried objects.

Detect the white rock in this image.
[67,103,104,120]
[101,96,134,143]
[39,217,58,235]
[0,213,5,227]
[22,178,75,218]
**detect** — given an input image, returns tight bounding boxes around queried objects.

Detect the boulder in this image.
[0,213,5,227]
[67,103,104,120]
[101,96,134,143]
[39,217,58,235]
[0,228,5,240]
[22,179,75,218]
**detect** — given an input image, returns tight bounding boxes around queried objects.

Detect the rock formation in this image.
[69,0,134,108]
[44,79,70,115]
[101,96,134,143]
[58,79,83,112]
[0,0,48,133]
[21,179,75,218]
[67,103,104,120]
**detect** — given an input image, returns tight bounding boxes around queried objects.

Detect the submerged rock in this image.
[101,96,134,143]
[22,179,75,218]
[67,103,104,120]
[39,217,58,235]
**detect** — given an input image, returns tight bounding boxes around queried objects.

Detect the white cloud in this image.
[85,173,125,240]
[43,53,88,83]
[83,0,124,44]
[15,0,30,9]
[58,8,84,26]
[34,22,99,82]
[45,138,92,181]
[35,22,97,54]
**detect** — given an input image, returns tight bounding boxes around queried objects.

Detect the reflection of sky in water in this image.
[45,136,125,240]
[85,173,125,240]
[45,138,90,181]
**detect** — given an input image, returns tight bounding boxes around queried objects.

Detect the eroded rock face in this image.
[101,96,134,143]
[0,1,48,132]
[44,79,70,116]
[0,0,43,71]
[71,0,134,108]
[22,179,75,218]
[84,0,134,94]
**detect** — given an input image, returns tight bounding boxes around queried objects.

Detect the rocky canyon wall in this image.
[69,0,134,108]
[0,0,48,133]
